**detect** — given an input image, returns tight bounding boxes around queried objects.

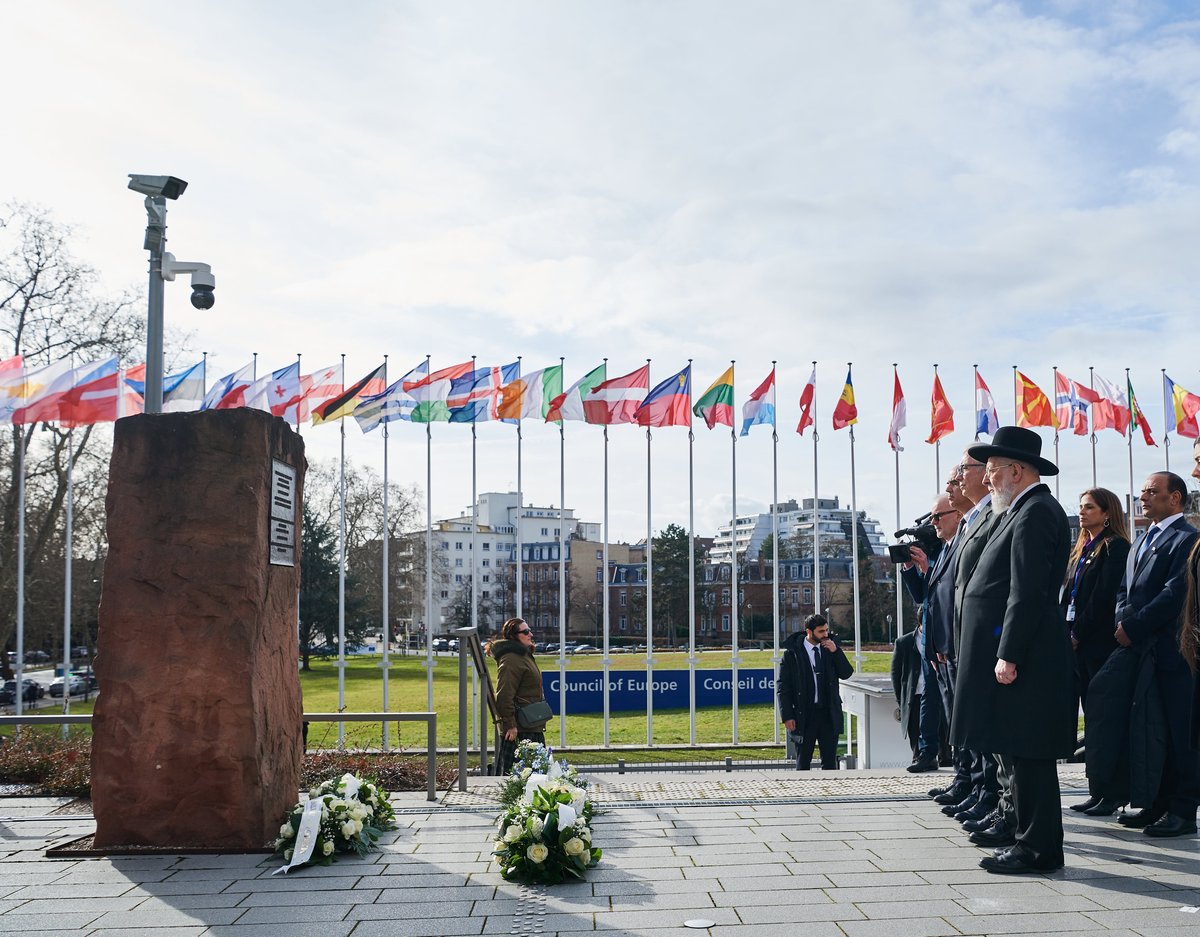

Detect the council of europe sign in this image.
[542,669,776,714]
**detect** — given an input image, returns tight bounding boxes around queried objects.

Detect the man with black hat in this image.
[952,426,1074,873]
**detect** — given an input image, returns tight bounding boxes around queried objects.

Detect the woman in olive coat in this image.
[490,617,549,774]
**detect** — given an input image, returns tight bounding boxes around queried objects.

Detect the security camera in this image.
[127,174,189,200]
[161,252,215,310]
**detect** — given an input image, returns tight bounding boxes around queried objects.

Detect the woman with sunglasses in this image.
[490,617,550,775]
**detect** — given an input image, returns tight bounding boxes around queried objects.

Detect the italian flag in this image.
[498,365,564,421]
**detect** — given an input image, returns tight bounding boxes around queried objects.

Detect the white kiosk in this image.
[839,674,912,769]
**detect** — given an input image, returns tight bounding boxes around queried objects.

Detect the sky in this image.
[2,1,1199,542]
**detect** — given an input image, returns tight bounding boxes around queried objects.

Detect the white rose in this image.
[563,837,586,856]
[279,823,295,839]
[530,817,544,837]
[492,839,506,853]
[322,840,334,856]
[308,788,321,799]
[284,848,293,861]
[503,824,523,843]
[569,788,587,810]
[341,820,358,839]
[527,843,549,864]
[354,819,364,834]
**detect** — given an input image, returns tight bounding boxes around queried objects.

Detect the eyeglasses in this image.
[931,511,961,522]
[960,462,985,471]
[516,628,532,636]
[984,462,1017,477]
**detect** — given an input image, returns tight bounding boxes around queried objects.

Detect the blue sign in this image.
[542,669,775,715]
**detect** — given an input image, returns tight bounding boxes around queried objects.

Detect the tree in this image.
[629,523,707,646]
[757,532,805,561]
[299,503,370,671]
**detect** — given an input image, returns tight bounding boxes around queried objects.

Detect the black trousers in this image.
[1010,756,1064,865]
[1156,667,1200,818]
[798,707,840,770]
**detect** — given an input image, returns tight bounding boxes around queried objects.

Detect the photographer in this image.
[778,613,854,770]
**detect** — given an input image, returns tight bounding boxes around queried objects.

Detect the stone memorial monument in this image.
[91,409,305,849]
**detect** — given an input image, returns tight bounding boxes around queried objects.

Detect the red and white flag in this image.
[795,367,816,435]
[1091,372,1130,434]
[888,369,906,451]
[59,367,144,426]
[584,364,649,425]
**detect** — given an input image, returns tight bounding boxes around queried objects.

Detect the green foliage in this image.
[299,502,371,669]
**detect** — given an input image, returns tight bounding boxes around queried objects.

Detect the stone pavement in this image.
[2,767,1199,936]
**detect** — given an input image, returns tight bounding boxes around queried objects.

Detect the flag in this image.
[831,367,857,430]
[1015,371,1057,429]
[795,367,816,435]
[584,364,649,425]
[545,363,605,423]
[739,368,776,437]
[0,355,24,424]
[58,366,144,426]
[202,362,255,410]
[498,365,564,421]
[354,360,429,433]
[888,370,906,451]
[448,362,519,422]
[1164,372,1200,438]
[926,373,953,444]
[693,366,734,430]
[1091,372,1130,434]
[12,358,116,425]
[126,360,207,413]
[245,362,303,421]
[312,364,387,425]
[1053,371,1089,436]
[292,363,343,423]
[974,371,999,438]
[636,365,691,427]
[406,361,473,423]
[1129,377,1156,447]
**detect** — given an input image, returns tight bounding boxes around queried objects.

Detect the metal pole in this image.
[337,379,347,749]
[424,354,435,710]
[471,356,478,634]
[515,356,523,620]
[143,196,166,414]
[770,362,780,743]
[602,416,611,746]
[1089,366,1098,487]
[894,426,903,639]
[457,629,472,791]
[1127,368,1136,534]
[1053,366,1061,500]
[645,360,654,745]
[558,363,567,747]
[687,397,697,746]
[812,361,821,612]
[381,361,391,751]
[15,428,25,724]
[730,360,739,744]
[1162,368,1172,472]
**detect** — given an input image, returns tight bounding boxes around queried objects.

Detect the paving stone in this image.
[4,881,135,899]
[89,906,246,928]
[0,915,103,933]
[234,888,382,907]
[135,892,248,909]
[88,930,207,937]
[592,907,741,929]
[1085,907,1200,929]
[735,902,866,925]
[837,919,963,937]
[953,893,1104,914]
[592,878,723,896]
[235,904,353,924]
[206,925,356,937]
[825,884,960,903]
[6,896,143,914]
[350,917,486,936]
[344,900,480,919]
[374,884,496,903]
[709,926,845,937]
[224,875,366,893]
[943,911,1108,933]
[680,862,791,879]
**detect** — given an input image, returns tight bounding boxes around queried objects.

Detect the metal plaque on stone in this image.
[269,460,297,566]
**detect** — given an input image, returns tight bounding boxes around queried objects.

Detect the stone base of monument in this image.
[90,409,305,851]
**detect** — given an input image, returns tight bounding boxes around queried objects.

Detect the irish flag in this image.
[498,365,563,421]
[694,366,734,430]
[583,364,648,425]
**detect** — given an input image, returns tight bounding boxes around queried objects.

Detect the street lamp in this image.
[128,174,215,413]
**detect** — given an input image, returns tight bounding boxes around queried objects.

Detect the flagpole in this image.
[687,359,697,746]
[380,355,391,752]
[337,354,347,749]
[1052,366,1061,500]
[1089,366,1098,487]
[644,358,654,746]
[770,361,781,744]
[1126,368,1136,534]
[15,424,25,723]
[812,361,821,613]
[1012,365,1018,423]
[515,355,524,621]
[557,356,567,749]
[602,414,611,747]
[848,364,863,676]
[470,354,478,634]
[424,354,434,710]
[1162,368,1171,472]
[61,428,74,737]
[730,359,740,745]
[893,364,903,641]
[933,363,941,487]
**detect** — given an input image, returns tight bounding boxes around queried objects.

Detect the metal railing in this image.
[0,711,439,802]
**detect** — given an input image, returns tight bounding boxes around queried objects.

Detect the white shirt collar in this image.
[1149,512,1184,534]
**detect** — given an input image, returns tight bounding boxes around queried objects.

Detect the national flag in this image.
[831,367,857,430]
[354,360,429,433]
[406,361,473,423]
[498,365,564,421]
[1091,372,1130,434]
[1164,373,1200,439]
[58,366,144,426]
[974,371,999,438]
[1128,377,1156,447]
[795,367,816,435]
[584,364,649,425]
[739,368,776,437]
[888,369,906,451]
[292,363,343,423]
[545,363,606,423]
[1054,371,1089,436]
[0,355,24,425]
[12,358,117,425]
[245,362,303,421]
[636,365,691,427]
[693,366,734,430]
[312,364,387,425]
[125,361,207,413]
[448,362,519,423]
[1015,371,1057,429]
[926,373,953,444]
[202,362,255,410]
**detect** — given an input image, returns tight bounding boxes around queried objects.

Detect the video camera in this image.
[887,513,942,564]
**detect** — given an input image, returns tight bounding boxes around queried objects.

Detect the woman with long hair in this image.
[489,617,550,775]
[1064,487,1131,815]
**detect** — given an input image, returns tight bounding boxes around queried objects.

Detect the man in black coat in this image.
[778,613,854,770]
[952,427,1073,874]
[1112,471,1199,836]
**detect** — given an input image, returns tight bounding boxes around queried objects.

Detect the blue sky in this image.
[2,1,1198,539]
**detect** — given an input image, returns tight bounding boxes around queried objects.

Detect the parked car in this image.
[572,644,599,654]
[0,679,43,704]
[48,674,87,698]
[432,638,450,652]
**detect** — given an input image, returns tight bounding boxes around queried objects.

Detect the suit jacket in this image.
[777,631,854,727]
[952,505,998,658]
[900,537,957,660]
[891,630,922,739]
[1061,532,1130,657]
[1114,516,1199,674]
[952,484,1074,759]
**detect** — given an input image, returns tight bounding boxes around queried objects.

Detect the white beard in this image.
[990,479,1015,513]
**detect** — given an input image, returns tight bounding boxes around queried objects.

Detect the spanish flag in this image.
[831,367,857,430]
[312,363,386,425]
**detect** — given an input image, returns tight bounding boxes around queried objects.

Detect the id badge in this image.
[1065,603,1076,622]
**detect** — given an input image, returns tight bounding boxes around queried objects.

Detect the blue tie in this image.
[1137,526,1160,564]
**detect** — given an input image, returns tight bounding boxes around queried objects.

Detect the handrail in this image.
[0,711,439,802]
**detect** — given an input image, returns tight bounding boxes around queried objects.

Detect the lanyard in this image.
[1068,535,1103,606]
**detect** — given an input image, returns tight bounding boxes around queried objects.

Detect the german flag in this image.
[312,363,387,425]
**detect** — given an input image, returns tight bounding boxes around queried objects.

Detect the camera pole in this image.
[141,195,167,414]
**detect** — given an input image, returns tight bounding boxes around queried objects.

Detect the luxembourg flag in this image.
[974,371,999,439]
[739,368,775,437]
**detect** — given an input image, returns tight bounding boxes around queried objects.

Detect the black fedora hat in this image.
[967,426,1058,476]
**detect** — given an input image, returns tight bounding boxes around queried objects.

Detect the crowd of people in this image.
[879,425,1200,874]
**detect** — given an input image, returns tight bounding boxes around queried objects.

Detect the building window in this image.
[482,559,490,567]
[440,590,448,599]
[804,587,813,603]
[721,589,731,606]
[482,575,490,583]
[596,569,603,582]
[541,527,549,536]
[791,589,799,605]
[454,558,463,568]
[482,542,490,551]
[721,614,730,631]
[454,575,462,583]
[482,590,489,599]
[454,541,463,550]
[596,550,603,559]
[619,591,627,606]
[552,569,558,582]
[619,616,627,630]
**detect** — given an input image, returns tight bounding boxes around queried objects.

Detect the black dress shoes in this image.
[969,818,1016,847]
[1069,795,1101,813]
[962,809,1000,833]
[1082,799,1124,817]
[1117,807,1165,828]
[980,846,1063,875]
[933,784,970,804]
[1143,814,1198,837]
[957,797,998,823]
[907,755,939,773]
[942,792,978,816]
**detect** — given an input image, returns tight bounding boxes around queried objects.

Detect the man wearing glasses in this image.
[952,426,1073,873]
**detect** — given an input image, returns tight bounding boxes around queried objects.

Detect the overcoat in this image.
[951,484,1074,759]
[1061,531,1129,666]
[490,639,549,734]
[951,505,998,656]
[777,631,854,729]
[890,630,921,740]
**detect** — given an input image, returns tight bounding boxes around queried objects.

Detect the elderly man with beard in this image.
[952,427,1073,874]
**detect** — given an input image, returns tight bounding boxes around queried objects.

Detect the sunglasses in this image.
[516,628,532,635]
[931,511,960,522]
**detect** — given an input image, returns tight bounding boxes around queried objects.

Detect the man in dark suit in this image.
[953,427,1073,874]
[1113,471,1199,837]
[778,613,854,770]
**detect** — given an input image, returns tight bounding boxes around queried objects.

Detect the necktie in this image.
[812,645,824,705]
[1137,526,1160,564]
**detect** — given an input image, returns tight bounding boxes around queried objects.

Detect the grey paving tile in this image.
[88,930,207,937]
[944,911,1108,933]
[236,888,383,907]
[709,926,844,937]
[6,895,143,914]
[374,884,496,903]
[344,900,479,919]
[135,892,247,909]
[206,925,355,937]
[735,903,866,925]
[235,904,353,924]
[593,907,742,929]
[5,881,135,899]
[954,893,1104,914]
[856,898,969,919]
[128,880,238,896]
[89,907,245,928]
[1086,907,1200,929]
[0,912,105,932]
[224,875,367,893]
[680,863,791,879]
[351,919,484,936]
[826,871,925,887]
[592,878,723,896]
[826,884,961,903]
[837,920,962,937]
